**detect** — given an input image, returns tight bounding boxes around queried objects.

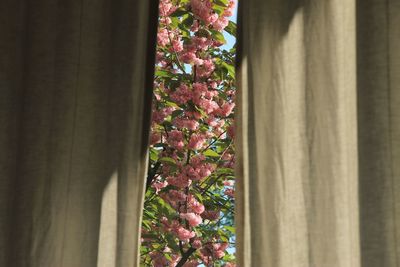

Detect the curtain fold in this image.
[236,0,400,266]
[357,1,400,266]
[2,0,400,266]
[0,0,158,266]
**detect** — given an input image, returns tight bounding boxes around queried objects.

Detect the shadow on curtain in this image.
[0,0,158,266]
[236,0,400,266]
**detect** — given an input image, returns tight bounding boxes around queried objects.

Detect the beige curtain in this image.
[0,0,158,266]
[236,0,400,266]
[2,0,399,266]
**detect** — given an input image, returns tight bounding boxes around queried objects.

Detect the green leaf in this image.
[165,101,180,108]
[155,70,173,78]
[222,61,235,77]
[181,14,194,28]
[210,30,226,44]
[164,254,172,261]
[149,148,159,161]
[224,21,237,36]
[213,4,226,15]
[170,8,187,17]
[220,235,229,242]
[159,157,177,165]
[203,149,220,157]
[170,17,180,29]
[194,191,204,202]
[194,105,207,117]
[215,0,229,6]
[224,226,236,234]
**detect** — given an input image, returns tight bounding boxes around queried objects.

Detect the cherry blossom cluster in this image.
[141,0,236,266]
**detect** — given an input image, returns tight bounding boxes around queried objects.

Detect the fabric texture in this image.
[1,0,400,266]
[236,0,400,266]
[0,0,158,266]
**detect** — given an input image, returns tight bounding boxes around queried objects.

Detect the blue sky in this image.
[220,3,238,51]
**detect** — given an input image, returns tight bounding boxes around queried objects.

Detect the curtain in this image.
[0,0,158,266]
[236,0,400,266]
[2,0,399,266]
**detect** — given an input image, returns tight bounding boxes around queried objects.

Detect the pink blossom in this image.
[152,180,168,193]
[180,212,203,227]
[190,154,206,166]
[161,190,188,210]
[171,84,191,104]
[190,0,215,25]
[150,132,162,145]
[223,179,234,186]
[183,260,200,267]
[159,0,177,17]
[152,107,174,123]
[173,117,199,131]
[188,134,206,150]
[218,102,235,117]
[188,195,205,214]
[184,165,200,181]
[160,16,172,25]
[209,80,218,89]
[206,13,219,25]
[214,242,229,251]
[167,130,185,150]
[214,250,225,258]
[156,51,164,63]
[192,36,211,50]
[215,119,225,129]
[197,98,219,114]
[212,16,229,31]
[221,152,232,161]
[172,39,184,52]
[157,28,170,46]
[198,163,214,177]
[197,58,215,77]
[180,52,196,64]
[185,110,203,120]
[223,0,236,17]
[174,226,196,241]
[168,190,187,202]
[191,238,202,249]
[167,174,191,188]
[204,90,218,99]
[180,51,203,65]
[184,161,214,181]
[200,242,229,259]
[206,115,218,127]
[192,82,208,99]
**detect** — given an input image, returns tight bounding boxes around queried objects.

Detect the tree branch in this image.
[146,161,161,191]
[176,247,196,267]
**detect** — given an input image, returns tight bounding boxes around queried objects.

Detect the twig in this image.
[146,161,161,191]
[200,131,226,153]
[176,247,197,267]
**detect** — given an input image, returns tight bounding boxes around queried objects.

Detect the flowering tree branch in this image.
[140,0,237,266]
